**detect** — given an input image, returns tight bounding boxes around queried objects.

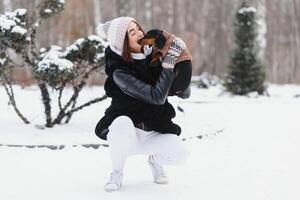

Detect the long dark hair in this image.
[122,21,145,62]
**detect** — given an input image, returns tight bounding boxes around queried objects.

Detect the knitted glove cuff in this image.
[162,52,176,69]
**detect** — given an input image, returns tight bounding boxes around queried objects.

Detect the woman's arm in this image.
[113,68,175,105]
[177,84,191,99]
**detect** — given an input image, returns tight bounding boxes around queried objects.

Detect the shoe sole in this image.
[104,183,122,192]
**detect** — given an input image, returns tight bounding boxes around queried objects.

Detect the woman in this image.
[95,17,191,192]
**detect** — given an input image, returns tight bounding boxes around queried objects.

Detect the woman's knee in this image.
[111,116,133,128]
[107,116,134,140]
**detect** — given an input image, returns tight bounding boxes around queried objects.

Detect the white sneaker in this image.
[104,171,123,192]
[148,155,169,184]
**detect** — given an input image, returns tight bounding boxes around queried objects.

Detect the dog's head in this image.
[138,29,166,63]
[138,29,166,49]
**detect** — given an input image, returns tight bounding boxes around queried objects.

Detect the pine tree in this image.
[225,1,266,95]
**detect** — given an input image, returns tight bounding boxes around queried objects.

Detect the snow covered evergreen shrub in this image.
[0,9,28,53]
[64,35,107,65]
[35,46,76,89]
[34,35,107,89]
[224,1,266,95]
[0,2,107,127]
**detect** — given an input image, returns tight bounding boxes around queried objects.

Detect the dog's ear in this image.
[155,32,166,49]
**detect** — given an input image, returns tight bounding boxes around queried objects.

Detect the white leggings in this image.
[107,116,189,172]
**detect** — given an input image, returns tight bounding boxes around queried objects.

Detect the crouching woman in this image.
[95,17,191,192]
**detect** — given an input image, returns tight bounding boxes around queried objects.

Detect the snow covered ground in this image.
[0,84,299,200]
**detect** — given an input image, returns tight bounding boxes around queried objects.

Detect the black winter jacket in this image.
[95,47,182,140]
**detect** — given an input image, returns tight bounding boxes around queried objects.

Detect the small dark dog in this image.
[138,29,166,63]
[138,29,192,97]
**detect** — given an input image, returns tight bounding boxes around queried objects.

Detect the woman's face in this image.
[127,21,144,53]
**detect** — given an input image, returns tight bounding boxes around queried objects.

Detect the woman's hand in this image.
[162,38,185,69]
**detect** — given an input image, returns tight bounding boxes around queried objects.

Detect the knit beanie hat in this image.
[97,17,135,56]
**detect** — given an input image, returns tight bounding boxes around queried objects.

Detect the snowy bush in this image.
[34,35,107,90]
[0,2,107,128]
[35,46,76,89]
[0,9,28,53]
[65,35,107,64]
[196,72,220,89]
[39,0,65,19]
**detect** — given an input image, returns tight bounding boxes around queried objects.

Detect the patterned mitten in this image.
[162,38,185,69]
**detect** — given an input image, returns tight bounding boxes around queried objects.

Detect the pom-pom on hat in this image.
[97,17,135,56]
